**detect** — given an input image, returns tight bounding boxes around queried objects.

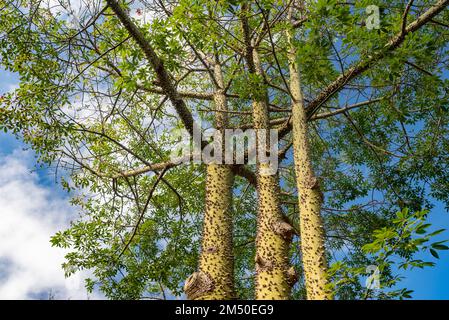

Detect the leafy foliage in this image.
[328,208,447,299]
[0,0,448,299]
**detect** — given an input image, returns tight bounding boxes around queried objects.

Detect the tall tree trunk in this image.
[286,24,332,300]
[251,50,296,300]
[184,60,236,300]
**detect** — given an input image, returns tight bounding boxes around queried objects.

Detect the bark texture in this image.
[287,27,332,300]
[251,50,295,300]
[184,61,236,300]
[185,163,235,299]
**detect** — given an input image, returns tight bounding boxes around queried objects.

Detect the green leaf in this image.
[428,229,446,237]
[430,248,439,259]
[431,244,449,250]
[416,223,431,234]
[402,289,413,299]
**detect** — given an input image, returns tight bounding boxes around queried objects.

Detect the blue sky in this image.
[1,68,448,300]
[0,132,102,299]
[400,201,449,299]
[0,70,102,299]
[0,1,448,299]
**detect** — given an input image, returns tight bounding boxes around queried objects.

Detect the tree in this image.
[184,57,236,300]
[0,0,448,300]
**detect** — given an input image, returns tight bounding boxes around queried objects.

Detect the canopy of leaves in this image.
[0,0,448,299]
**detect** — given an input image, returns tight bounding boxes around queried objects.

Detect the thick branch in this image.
[136,84,215,100]
[310,98,383,121]
[305,0,448,119]
[106,0,198,140]
[106,0,257,185]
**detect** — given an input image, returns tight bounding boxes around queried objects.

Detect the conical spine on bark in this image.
[251,49,296,300]
[184,60,236,300]
[286,22,332,300]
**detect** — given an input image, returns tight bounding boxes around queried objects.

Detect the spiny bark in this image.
[184,61,236,300]
[254,168,296,299]
[286,25,332,300]
[251,49,295,300]
[185,163,235,299]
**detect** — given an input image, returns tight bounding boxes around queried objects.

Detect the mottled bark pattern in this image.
[185,62,236,300]
[252,51,295,300]
[254,166,294,299]
[287,28,332,300]
[190,163,235,300]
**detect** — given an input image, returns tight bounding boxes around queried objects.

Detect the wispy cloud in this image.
[0,147,103,299]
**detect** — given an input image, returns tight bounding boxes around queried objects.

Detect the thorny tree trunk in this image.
[251,50,296,300]
[184,61,236,300]
[286,25,332,300]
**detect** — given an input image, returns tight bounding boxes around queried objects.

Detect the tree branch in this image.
[106,0,198,141]
[106,0,257,185]
[305,0,448,120]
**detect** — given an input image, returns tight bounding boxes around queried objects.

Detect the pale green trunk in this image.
[252,50,296,300]
[184,62,236,300]
[287,27,332,300]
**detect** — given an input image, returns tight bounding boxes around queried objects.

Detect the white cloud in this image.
[0,148,103,300]
[44,0,101,28]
